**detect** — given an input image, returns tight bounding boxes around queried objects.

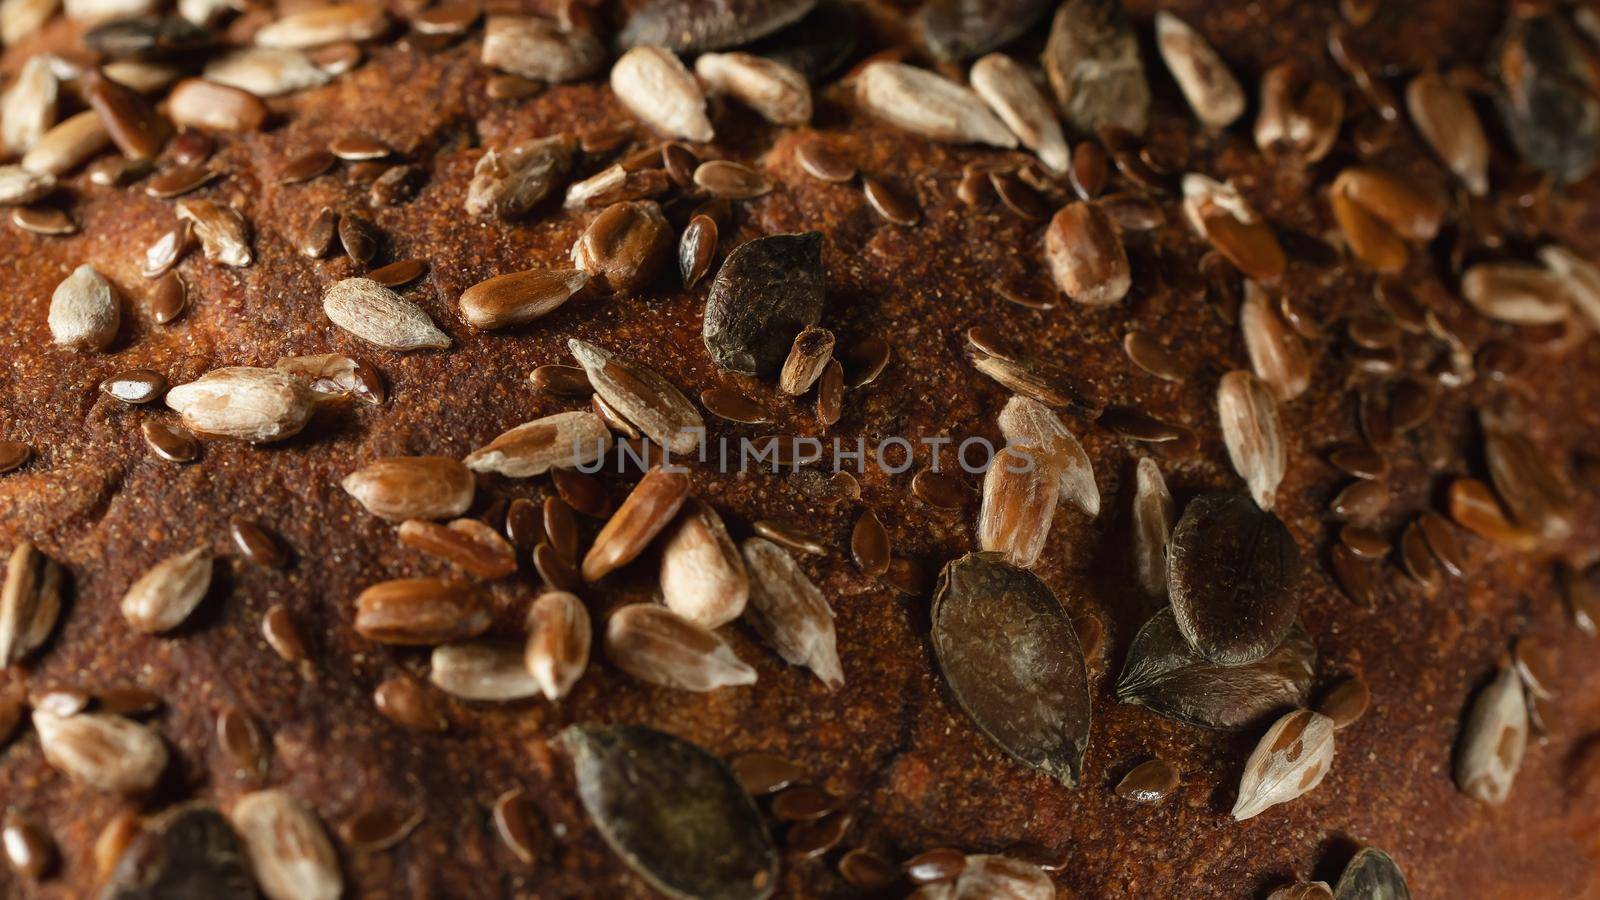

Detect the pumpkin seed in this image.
[100,804,254,898]
[1493,10,1600,183]
[1168,492,1300,666]
[1333,847,1411,900]
[1042,0,1149,135]
[481,16,603,83]
[48,265,119,351]
[1232,708,1335,820]
[1455,665,1527,805]
[616,0,811,52]
[918,0,1051,61]
[703,232,825,377]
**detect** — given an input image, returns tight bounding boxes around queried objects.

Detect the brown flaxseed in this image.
[261,605,307,663]
[373,674,446,731]
[700,387,772,424]
[0,442,32,475]
[367,258,427,288]
[861,176,919,226]
[492,789,543,866]
[795,138,855,183]
[99,369,166,405]
[216,705,268,778]
[337,803,423,853]
[753,519,825,556]
[278,148,336,184]
[141,420,198,462]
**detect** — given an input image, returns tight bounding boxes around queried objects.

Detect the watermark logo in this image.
[573,431,1036,475]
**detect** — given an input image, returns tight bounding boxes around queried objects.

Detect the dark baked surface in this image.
[3,1,1600,898]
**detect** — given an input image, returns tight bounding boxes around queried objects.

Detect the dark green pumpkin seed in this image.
[1167,493,1301,666]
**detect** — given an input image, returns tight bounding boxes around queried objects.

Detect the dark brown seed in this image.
[1317,674,1371,728]
[1100,192,1165,231]
[678,214,718,289]
[1069,141,1107,199]
[338,803,423,852]
[531,364,592,397]
[1330,480,1387,521]
[3,813,55,879]
[904,848,966,883]
[338,213,380,264]
[1358,388,1394,449]
[1123,332,1185,381]
[1477,340,1526,381]
[100,804,253,897]
[367,258,427,288]
[1449,477,1537,550]
[12,206,75,235]
[1115,758,1180,803]
[862,176,919,226]
[534,542,582,591]
[543,496,577,563]
[88,155,153,186]
[795,139,854,183]
[592,392,642,440]
[771,785,835,822]
[1168,493,1301,666]
[693,160,772,199]
[1417,511,1464,577]
[299,207,338,259]
[1098,407,1188,443]
[261,605,307,663]
[1484,422,1575,540]
[1375,281,1427,332]
[731,753,805,795]
[830,471,862,503]
[399,520,518,579]
[278,148,336,184]
[552,468,610,518]
[492,788,543,866]
[572,201,673,297]
[504,498,544,555]
[355,578,492,645]
[150,272,187,325]
[0,442,30,475]
[84,70,169,160]
[1389,380,1433,433]
[815,359,843,427]
[990,172,1048,220]
[851,508,890,576]
[230,517,287,568]
[912,468,964,509]
[700,387,772,424]
[373,675,446,732]
[370,164,423,206]
[95,686,161,717]
[1347,316,1399,350]
[661,143,698,188]
[841,336,891,389]
[1329,443,1387,479]
[145,164,219,199]
[703,232,825,376]
[995,278,1055,310]
[216,705,268,778]
[1399,521,1442,592]
[100,369,167,405]
[487,74,542,100]
[958,167,996,207]
[838,848,896,889]
[1494,10,1600,183]
[753,520,825,556]
[786,811,848,859]
[142,419,198,462]
[1339,525,1389,560]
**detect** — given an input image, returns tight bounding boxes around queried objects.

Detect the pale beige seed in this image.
[568,339,703,455]
[1240,282,1311,401]
[977,446,1059,569]
[466,134,577,221]
[481,16,605,83]
[582,467,690,582]
[1,0,59,45]
[2,56,58,157]
[164,367,316,442]
[460,268,589,329]
[1232,709,1336,820]
[20,110,107,176]
[603,604,756,691]
[64,0,152,23]
[1155,11,1245,128]
[1218,370,1286,512]
[524,590,590,701]
[1267,882,1334,900]
[120,547,212,633]
[741,537,842,689]
[1406,70,1488,196]
[175,198,252,267]
[855,61,1016,148]
[563,164,670,209]
[1455,666,1526,805]
[48,264,119,351]
[969,53,1069,172]
[429,640,542,701]
[660,501,748,628]
[32,710,167,793]
[694,51,811,125]
[1540,245,1600,329]
[1045,202,1130,306]
[274,353,384,404]
[0,542,63,667]
[1132,457,1174,599]
[103,61,182,94]
[323,277,450,350]
[610,46,713,143]
[778,325,835,396]
[463,410,612,478]
[203,47,332,97]
[254,2,388,48]
[166,78,268,133]
[1461,262,1572,325]
[998,394,1098,517]
[231,790,341,900]
[342,456,474,522]
[0,164,56,206]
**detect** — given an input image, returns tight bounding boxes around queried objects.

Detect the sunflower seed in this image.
[1131,457,1174,599]
[1331,187,1406,274]
[563,724,776,897]
[1455,665,1527,805]
[273,353,383,404]
[1239,283,1311,402]
[163,367,316,443]
[466,134,577,220]
[396,520,515,579]
[1232,708,1335,820]
[513,590,588,701]
[1333,848,1411,900]
[977,446,1058,568]
[582,467,689,582]
[120,546,211,633]
[1042,0,1149,135]
[1460,262,1572,324]
[0,542,62,666]
[32,709,167,793]
[1182,174,1285,282]
[968,343,1099,413]
[695,51,810,125]
[429,640,540,701]
[570,200,673,296]
[230,790,340,900]
[202,46,328,96]
[322,277,449,350]
[1257,62,1343,160]
[1043,201,1130,306]
[969,53,1068,171]
[1155,11,1244,127]
[568,340,703,455]
[564,164,671,210]
[998,394,1098,516]
[1448,476,1537,550]
[142,419,198,462]
[165,78,266,134]
[1539,244,1600,328]
[855,61,1015,148]
[0,0,56,45]
[604,604,756,690]
[740,537,841,689]
[0,442,32,475]
[1115,758,1180,803]
[19,110,108,176]
[481,15,603,82]
[702,231,826,376]
[355,578,489,646]
[932,552,1091,786]
[1169,492,1300,666]
[1337,167,1446,242]
[1405,70,1488,196]
[48,264,119,351]
[462,411,610,479]
[1217,371,1286,511]
[1483,416,1575,540]
[175,198,251,266]
[0,165,56,206]
[342,457,474,522]
[254,2,388,48]
[336,803,422,852]
[2,57,58,157]
[658,501,748,628]
[610,46,713,142]
[1494,10,1600,183]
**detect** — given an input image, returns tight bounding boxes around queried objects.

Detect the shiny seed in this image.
[1317,674,1371,728]
[492,788,543,866]
[553,468,610,518]
[855,61,1015,147]
[1240,284,1310,401]
[861,175,919,226]
[373,674,445,731]
[1168,492,1300,666]
[530,364,591,397]
[229,517,286,569]
[815,359,843,427]
[1123,331,1184,382]
[100,369,166,405]
[215,705,268,778]
[32,709,168,793]
[1338,525,1388,560]
[752,520,825,556]
[731,753,806,796]
[0,542,62,666]
[460,268,589,330]
[904,848,965,884]
[2,813,55,879]
[603,604,756,691]
[569,340,703,454]
[701,387,772,424]
[795,139,854,183]
[337,803,422,853]
[1330,479,1387,521]
[83,70,169,160]
[582,468,689,582]
[1068,141,1107,199]
[367,258,427,288]
[1155,11,1244,127]
[570,200,673,296]
[771,785,834,822]
[142,420,198,462]
[841,336,891,389]
[120,546,213,633]
[261,605,307,663]
[1483,416,1576,539]
[679,214,718,289]
[693,160,772,200]
[1115,758,1180,803]
[0,442,31,475]
[342,457,474,522]
[1042,1,1150,134]
[1045,201,1130,306]
[912,468,965,510]
[278,148,335,184]
[1417,511,1464,577]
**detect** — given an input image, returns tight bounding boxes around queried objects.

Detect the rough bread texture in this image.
[2,1,1600,898]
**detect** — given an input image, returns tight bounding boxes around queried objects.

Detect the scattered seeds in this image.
[1483,416,1575,540]
[323,277,450,351]
[678,214,719,289]
[399,520,518,580]
[176,198,252,266]
[464,410,612,478]
[481,16,604,82]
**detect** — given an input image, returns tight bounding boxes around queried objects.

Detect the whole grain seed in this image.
[856,61,1015,147]
[278,148,335,184]
[1448,477,1537,549]
[83,70,168,160]
[49,265,119,351]
[1232,709,1335,819]
[337,803,423,853]
[753,519,825,556]
[229,517,286,569]
[0,542,62,666]
[323,277,449,350]
[146,164,223,202]
[523,589,590,700]
[167,79,266,134]
[1123,332,1184,382]
[568,340,703,454]
[2,814,54,879]
[120,546,212,633]
[1241,283,1311,401]
[838,849,896,889]
[1339,525,1389,560]
[1043,0,1150,134]
[543,497,578,563]
[504,498,544,555]
[582,467,689,582]
[32,709,168,793]
[732,754,805,796]
[970,53,1069,171]
[90,811,140,882]
[603,604,756,690]
[12,205,73,234]
[1483,420,1575,540]
[1358,387,1394,449]
[1399,520,1443,593]
[342,456,474,521]
[336,213,380,264]
[1330,479,1387,522]
[21,110,110,176]
[771,785,835,822]
[904,848,965,884]
[216,705,268,778]
[0,442,32,475]
[1461,262,1573,324]
[610,46,713,142]
[1455,666,1526,804]
[295,207,338,259]
[467,134,577,220]
[142,419,198,462]
[530,364,592,397]
[1330,542,1378,606]
[176,198,251,266]
[481,15,604,83]
[399,520,518,580]
[815,359,843,427]
[958,167,995,207]
[459,268,588,330]
[978,446,1058,568]
[861,176,919,226]
[2,56,58,158]
[261,605,307,663]
[1318,674,1372,728]
[795,139,854,183]
[1132,457,1174,599]
[1045,201,1130,305]
[787,811,849,859]
[230,790,340,900]
[1100,192,1164,231]
[1000,394,1099,516]
[1217,371,1286,510]
[1115,758,1180,803]
[694,51,811,125]
[373,675,445,731]
[570,201,673,296]
[99,369,166,404]
[1155,11,1244,128]
[553,468,610,518]
[660,501,747,627]
[492,788,543,865]
[1388,379,1433,434]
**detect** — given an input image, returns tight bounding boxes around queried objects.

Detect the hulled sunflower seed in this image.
[120,546,212,633]
[977,446,1058,568]
[1218,371,1286,511]
[466,134,577,220]
[661,501,749,628]
[582,466,690,582]
[1182,174,1285,282]
[1406,69,1488,196]
[254,2,388,48]
[998,394,1098,516]
[167,79,267,132]
[398,520,517,579]
[1539,244,1600,328]
[323,277,450,350]
[695,51,810,125]
[48,264,119,351]
[1460,262,1572,324]
[342,456,474,522]
[1044,201,1130,306]
[1482,415,1575,540]
[20,110,109,176]
[274,353,384,404]
[570,200,673,296]
[464,410,612,478]
[460,268,589,330]
[1155,12,1244,128]
[429,641,540,701]
[0,542,62,666]
[1241,282,1311,401]
[2,56,58,157]
[932,854,1053,898]
[741,536,841,688]
[610,46,713,143]
[568,339,703,455]
[1042,0,1150,135]
[1455,665,1527,805]
[481,16,604,82]
[0,165,56,206]
[32,709,167,793]
[1255,62,1342,163]
[1232,709,1335,820]
[164,367,316,442]
[855,61,1016,148]
[230,790,340,900]
[778,326,834,396]
[175,198,251,267]
[524,590,590,701]
[1132,457,1174,599]
[204,47,331,96]
[1169,492,1300,666]
[563,164,671,210]
[703,232,826,376]
[355,578,489,645]
[603,604,756,691]
[969,53,1068,172]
